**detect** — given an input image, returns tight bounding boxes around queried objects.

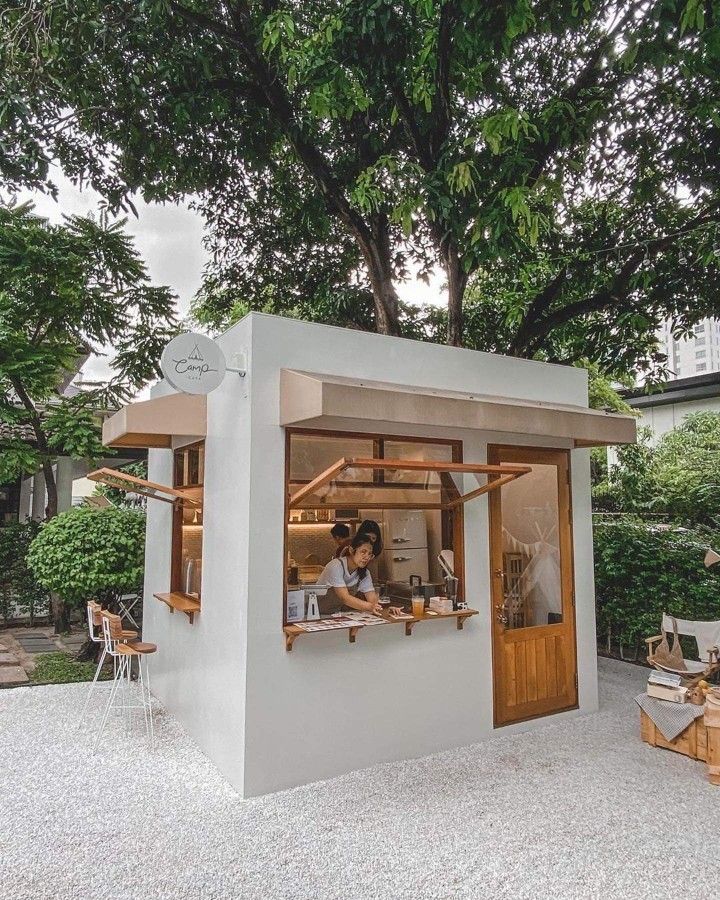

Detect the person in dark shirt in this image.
[330,522,352,558]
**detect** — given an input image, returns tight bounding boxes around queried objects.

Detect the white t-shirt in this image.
[318,557,374,596]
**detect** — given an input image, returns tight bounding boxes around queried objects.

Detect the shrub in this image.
[27,506,145,612]
[594,518,720,657]
[0,521,48,624]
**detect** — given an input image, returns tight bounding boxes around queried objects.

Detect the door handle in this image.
[495,604,508,626]
[393,556,411,562]
[392,538,410,543]
[493,569,505,578]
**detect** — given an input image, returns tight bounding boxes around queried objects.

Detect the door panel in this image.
[383,547,430,582]
[489,446,578,726]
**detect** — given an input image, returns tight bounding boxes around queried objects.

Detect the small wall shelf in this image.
[283,608,477,651]
[154,592,201,624]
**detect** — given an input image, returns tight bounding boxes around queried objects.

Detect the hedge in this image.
[594,518,720,657]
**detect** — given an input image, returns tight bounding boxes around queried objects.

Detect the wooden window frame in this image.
[284,428,474,625]
[86,467,201,506]
[171,441,205,598]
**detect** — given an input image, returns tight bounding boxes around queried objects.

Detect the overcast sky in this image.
[17,172,446,387]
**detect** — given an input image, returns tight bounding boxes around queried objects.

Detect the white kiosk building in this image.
[95,313,636,797]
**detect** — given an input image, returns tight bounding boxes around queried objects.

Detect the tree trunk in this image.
[76,636,101,663]
[8,377,67,631]
[40,459,67,632]
[365,260,401,336]
[50,592,70,634]
[358,215,401,337]
[42,458,58,520]
[443,239,467,347]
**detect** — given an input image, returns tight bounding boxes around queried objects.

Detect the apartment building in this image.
[658,317,720,379]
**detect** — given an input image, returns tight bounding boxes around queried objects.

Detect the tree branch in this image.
[431,1,459,157]
[7,376,50,455]
[170,0,400,330]
[511,199,720,357]
[388,80,435,172]
[520,252,646,358]
[526,0,651,185]
[507,268,569,354]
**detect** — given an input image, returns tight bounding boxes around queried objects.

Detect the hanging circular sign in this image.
[160,332,227,395]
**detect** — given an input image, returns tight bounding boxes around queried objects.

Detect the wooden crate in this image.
[640,709,708,762]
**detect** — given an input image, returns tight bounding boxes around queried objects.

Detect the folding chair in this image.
[646,613,720,687]
[117,593,141,629]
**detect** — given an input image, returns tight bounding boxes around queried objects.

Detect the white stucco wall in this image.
[143,317,253,794]
[243,315,596,795]
[142,313,599,796]
[638,395,720,443]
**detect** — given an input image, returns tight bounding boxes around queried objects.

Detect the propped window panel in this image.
[87,467,202,506]
[288,457,531,512]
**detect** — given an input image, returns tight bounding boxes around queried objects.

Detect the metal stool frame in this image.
[77,601,138,731]
[93,612,155,752]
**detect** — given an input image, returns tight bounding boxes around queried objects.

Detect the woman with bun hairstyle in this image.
[317,532,382,614]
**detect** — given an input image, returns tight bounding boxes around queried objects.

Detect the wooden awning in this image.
[280,370,636,448]
[102,393,206,449]
[86,467,201,506]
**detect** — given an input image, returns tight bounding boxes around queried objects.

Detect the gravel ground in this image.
[1,658,717,900]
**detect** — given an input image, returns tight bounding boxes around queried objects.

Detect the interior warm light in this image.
[288,522,336,527]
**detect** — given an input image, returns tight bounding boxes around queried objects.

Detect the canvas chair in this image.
[646,614,720,686]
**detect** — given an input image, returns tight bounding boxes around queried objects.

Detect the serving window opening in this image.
[285,433,462,610]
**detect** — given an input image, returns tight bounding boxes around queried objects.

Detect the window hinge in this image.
[574,673,578,689]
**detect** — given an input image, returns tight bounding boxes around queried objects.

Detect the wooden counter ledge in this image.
[154,592,201,624]
[283,608,478,651]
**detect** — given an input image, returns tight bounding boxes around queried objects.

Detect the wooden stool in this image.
[77,601,138,731]
[94,613,157,751]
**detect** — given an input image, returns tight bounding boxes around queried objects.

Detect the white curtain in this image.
[503,525,561,626]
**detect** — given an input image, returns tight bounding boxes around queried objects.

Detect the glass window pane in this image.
[383,441,453,484]
[500,463,562,628]
[173,445,204,598]
[187,447,200,485]
[179,486,203,598]
[289,435,374,482]
[174,451,185,487]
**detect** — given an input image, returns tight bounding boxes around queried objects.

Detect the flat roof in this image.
[622,371,720,409]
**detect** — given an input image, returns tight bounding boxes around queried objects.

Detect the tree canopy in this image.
[1,1,719,377]
[0,203,177,517]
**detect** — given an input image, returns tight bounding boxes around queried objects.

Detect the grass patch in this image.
[30,652,110,685]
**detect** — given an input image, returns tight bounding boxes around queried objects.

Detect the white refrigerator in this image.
[381,509,429,582]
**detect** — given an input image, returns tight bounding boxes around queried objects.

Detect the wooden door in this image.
[488,446,578,726]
